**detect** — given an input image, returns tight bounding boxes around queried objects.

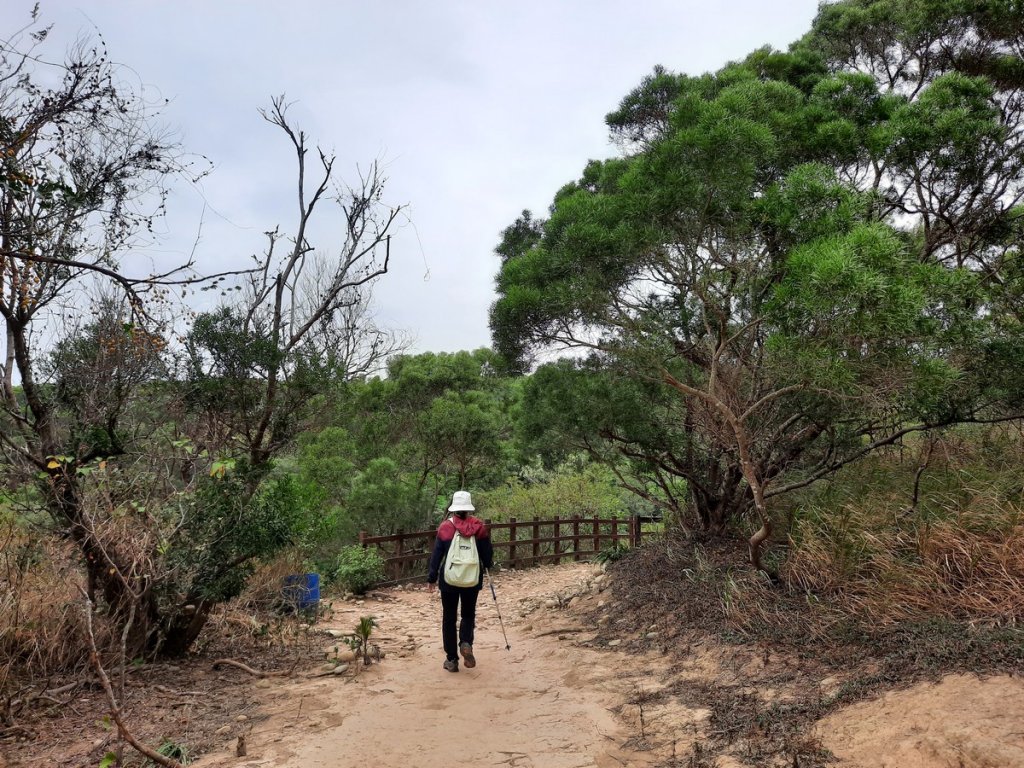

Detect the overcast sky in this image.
[5,1,821,356]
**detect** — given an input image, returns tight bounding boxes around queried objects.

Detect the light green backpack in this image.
[443,528,480,588]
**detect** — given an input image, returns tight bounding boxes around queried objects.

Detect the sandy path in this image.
[817,674,1024,768]
[188,561,1024,768]
[193,563,660,768]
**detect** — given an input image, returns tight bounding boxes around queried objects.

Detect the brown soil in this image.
[4,561,1023,768]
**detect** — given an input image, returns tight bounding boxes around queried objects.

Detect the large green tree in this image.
[492,0,1024,571]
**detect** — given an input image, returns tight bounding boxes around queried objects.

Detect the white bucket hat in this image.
[449,490,475,512]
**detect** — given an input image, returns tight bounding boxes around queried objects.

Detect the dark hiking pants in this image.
[440,587,479,661]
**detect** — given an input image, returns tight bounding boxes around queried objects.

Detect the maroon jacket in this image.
[427,515,494,591]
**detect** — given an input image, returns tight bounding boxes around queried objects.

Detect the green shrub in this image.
[595,541,631,564]
[334,545,385,594]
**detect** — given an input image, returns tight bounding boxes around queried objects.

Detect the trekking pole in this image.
[485,569,511,650]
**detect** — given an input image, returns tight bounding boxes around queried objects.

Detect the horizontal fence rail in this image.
[359,514,658,585]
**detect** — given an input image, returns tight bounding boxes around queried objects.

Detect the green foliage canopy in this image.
[491,0,1024,563]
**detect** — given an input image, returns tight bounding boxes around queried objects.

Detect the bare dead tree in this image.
[0,15,407,663]
[161,97,408,655]
[187,95,407,471]
[0,13,237,662]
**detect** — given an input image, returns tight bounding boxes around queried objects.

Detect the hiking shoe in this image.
[459,642,476,668]
[443,658,459,672]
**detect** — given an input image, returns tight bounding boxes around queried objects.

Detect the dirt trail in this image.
[188,562,1024,768]
[817,674,1024,768]
[192,563,664,768]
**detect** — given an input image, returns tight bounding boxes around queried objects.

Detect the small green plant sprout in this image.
[152,739,190,764]
[355,615,378,665]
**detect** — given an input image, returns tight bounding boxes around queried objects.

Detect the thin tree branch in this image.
[81,591,183,768]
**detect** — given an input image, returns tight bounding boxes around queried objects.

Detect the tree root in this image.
[211,658,292,678]
[534,627,587,638]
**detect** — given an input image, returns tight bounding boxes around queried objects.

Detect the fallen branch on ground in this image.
[5,681,80,720]
[311,667,350,678]
[153,685,204,697]
[0,724,32,740]
[211,659,267,677]
[212,649,306,678]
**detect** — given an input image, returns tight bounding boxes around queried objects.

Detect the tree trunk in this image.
[158,600,214,658]
[49,469,163,656]
[689,468,751,534]
[748,517,774,576]
[735,439,776,579]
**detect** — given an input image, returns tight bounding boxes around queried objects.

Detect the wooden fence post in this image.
[394,528,404,581]
[359,531,367,548]
[509,517,518,568]
[592,515,600,555]
[572,515,581,561]
[532,518,540,564]
[552,515,561,565]
[611,516,620,548]
[633,515,642,547]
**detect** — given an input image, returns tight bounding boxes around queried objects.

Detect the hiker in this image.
[427,490,494,672]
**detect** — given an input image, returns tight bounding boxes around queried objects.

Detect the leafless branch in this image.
[81,591,183,768]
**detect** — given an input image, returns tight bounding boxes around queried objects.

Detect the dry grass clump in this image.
[0,523,90,681]
[196,549,330,661]
[612,427,1024,647]
[1,518,97,729]
[232,548,310,613]
[783,431,1024,629]
[784,497,1023,628]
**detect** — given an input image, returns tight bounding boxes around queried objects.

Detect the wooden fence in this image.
[359,514,656,585]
